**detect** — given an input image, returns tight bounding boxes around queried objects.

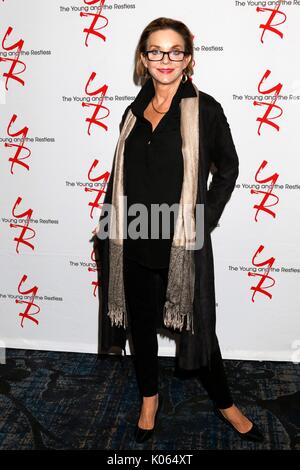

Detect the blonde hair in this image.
[134,17,194,86]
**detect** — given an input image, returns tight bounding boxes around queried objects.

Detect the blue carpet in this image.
[0,349,299,450]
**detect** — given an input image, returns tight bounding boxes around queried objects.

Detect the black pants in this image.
[123,255,234,409]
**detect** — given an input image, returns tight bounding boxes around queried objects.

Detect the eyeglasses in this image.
[143,49,187,62]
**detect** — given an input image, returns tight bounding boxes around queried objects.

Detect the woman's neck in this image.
[151,76,181,106]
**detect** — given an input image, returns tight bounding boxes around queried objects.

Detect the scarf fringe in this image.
[163,302,194,332]
[107,303,126,327]
[107,240,127,328]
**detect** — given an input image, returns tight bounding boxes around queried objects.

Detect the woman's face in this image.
[141,28,191,86]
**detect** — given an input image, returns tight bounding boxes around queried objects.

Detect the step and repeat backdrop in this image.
[0,0,299,362]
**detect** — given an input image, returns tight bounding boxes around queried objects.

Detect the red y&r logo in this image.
[82,77,109,133]
[16,275,40,327]
[248,245,276,302]
[81,0,108,45]
[254,69,283,135]
[10,197,36,253]
[85,159,110,218]
[0,27,26,90]
[89,249,100,296]
[251,160,279,221]
[256,0,286,44]
[5,114,31,173]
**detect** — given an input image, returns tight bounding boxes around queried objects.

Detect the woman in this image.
[94,17,264,445]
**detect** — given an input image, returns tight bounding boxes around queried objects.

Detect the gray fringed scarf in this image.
[106,81,200,334]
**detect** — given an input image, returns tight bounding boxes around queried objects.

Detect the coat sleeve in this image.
[206,101,239,232]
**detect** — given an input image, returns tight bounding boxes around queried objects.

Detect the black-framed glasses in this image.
[143,49,187,62]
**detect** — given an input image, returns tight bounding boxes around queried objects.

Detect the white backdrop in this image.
[1,0,299,363]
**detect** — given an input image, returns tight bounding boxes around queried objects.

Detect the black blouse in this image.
[123,78,197,269]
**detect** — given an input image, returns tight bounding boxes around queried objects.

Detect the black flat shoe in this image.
[134,394,163,444]
[213,406,265,443]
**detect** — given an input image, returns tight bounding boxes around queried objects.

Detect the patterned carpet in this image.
[0,349,299,450]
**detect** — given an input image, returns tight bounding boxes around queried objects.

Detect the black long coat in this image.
[96,82,239,371]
